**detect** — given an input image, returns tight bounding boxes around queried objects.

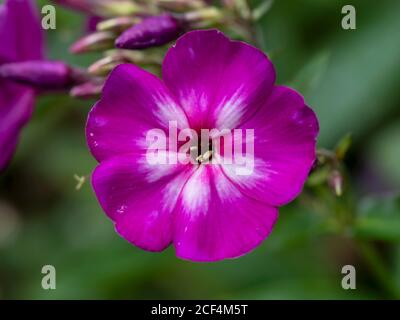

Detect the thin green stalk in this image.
[356,240,400,299]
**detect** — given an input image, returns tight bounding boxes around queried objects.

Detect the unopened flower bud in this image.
[183,7,224,28]
[70,31,116,54]
[222,0,235,9]
[115,14,183,50]
[96,16,140,33]
[70,80,104,99]
[156,0,206,12]
[54,0,141,17]
[0,60,82,89]
[231,0,252,20]
[88,56,124,76]
[95,49,164,71]
[329,170,344,197]
[110,49,163,65]
[99,1,141,17]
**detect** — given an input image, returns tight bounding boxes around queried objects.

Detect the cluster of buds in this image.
[307,134,352,197]
[0,0,268,96]
[57,0,267,99]
[0,0,266,98]
[0,0,270,97]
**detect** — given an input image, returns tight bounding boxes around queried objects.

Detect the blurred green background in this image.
[0,0,400,299]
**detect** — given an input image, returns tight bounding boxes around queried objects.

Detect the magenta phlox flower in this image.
[86,30,319,262]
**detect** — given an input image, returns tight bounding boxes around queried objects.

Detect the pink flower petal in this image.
[162,30,275,130]
[92,152,195,252]
[173,165,278,262]
[220,86,319,206]
[86,64,189,162]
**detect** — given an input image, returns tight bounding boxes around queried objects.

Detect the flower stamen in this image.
[196,150,213,163]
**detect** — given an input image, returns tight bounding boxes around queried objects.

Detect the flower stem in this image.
[306,167,399,298]
[356,239,400,299]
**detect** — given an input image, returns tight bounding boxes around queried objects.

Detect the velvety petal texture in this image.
[174,165,278,261]
[0,0,44,171]
[87,30,319,262]
[86,63,189,162]
[162,30,275,130]
[92,152,195,251]
[220,86,319,206]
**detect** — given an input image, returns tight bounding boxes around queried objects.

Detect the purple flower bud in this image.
[115,14,184,50]
[0,60,82,89]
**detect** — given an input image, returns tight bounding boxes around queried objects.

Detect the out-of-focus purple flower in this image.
[86,30,319,262]
[0,0,44,171]
[115,14,184,50]
[0,61,80,90]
